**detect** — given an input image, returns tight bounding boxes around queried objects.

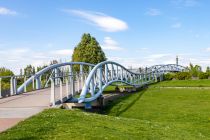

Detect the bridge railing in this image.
[1,61,187,106]
[76,61,158,103]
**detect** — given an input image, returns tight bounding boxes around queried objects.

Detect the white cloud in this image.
[145,8,161,16]
[50,49,73,56]
[63,9,128,32]
[101,37,123,50]
[206,47,210,52]
[0,7,17,16]
[0,48,73,74]
[171,22,182,28]
[145,53,172,59]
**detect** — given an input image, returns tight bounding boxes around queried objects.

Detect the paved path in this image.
[0,82,80,133]
[0,88,51,133]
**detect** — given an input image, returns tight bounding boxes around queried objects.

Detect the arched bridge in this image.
[0,61,187,107]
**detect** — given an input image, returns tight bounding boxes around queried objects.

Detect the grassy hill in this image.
[1,80,210,139]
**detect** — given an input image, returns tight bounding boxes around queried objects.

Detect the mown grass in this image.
[152,79,210,87]
[1,80,210,139]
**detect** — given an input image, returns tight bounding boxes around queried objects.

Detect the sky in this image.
[0,0,210,74]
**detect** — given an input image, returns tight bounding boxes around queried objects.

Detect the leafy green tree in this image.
[72,33,107,71]
[189,63,202,77]
[0,67,14,83]
[206,66,210,75]
[24,65,35,76]
[0,67,14,77]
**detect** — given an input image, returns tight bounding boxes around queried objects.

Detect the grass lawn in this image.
[1,80,210,139]
[152,79,210,87]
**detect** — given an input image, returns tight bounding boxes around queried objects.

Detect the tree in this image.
[72,33,107,71]
[0,67,14,83]
[206,66,210,75]
[0,67,14,77]
[189,63,202,77]
[24,65,35,76]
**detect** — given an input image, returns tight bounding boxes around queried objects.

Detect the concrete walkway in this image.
[0,88,51,133]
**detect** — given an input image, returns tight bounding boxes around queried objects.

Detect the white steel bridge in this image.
[0,61,187,107]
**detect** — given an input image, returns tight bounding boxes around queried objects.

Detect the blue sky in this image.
[0,0,210,74]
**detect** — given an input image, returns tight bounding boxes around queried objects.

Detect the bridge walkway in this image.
[0,86,67,132]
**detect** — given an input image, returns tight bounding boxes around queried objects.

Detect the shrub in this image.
[175,72,191,80]
[163,73,175,81]
[199,72,209,79]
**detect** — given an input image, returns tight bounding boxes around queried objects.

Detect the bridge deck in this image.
[0,88,53,132]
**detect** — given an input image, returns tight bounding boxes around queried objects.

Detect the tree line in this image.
[164,63,210,80]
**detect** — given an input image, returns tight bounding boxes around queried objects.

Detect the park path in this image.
[0,88,52,133]
[0,81,81,133]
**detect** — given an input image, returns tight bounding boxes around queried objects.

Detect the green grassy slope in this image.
[1,80,210,139]
[152,79,210,87]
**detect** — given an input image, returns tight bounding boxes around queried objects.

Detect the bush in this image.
[175,72,191,80]
[163,73,175,80]
[199,72,209,79]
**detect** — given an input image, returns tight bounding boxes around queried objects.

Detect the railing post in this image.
[121,68,123,81]
[99,67,102,92]
[126,71,128,82]
[105,64,108,83]
[148,73,151,81]
[59,78,63,103]
[10,77,14,96]
[50,78,55,106]
[55,68,59,85]
[111,64,114,80]
[80,65,83,90]
[13,77,17,95]
[89,66,94,96]
[69,65,75,96]
[116,66,119,80]
[32,76,35,90]
[0,78,2,98]
[66,78,69,99]
[36,76,41,90]
[24,76,27,92]
[76,73,80,92]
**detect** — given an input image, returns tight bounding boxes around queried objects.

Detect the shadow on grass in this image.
[102,88,147,116]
